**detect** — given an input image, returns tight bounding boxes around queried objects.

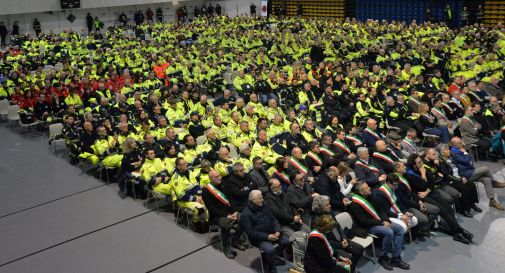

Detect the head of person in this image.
[312,195,332,215]
[386,173,400,190]
[326,166,339,182]
[121,137,137,154]
[309,140,321,154]
[375,139,387,152]
[184,134,195,148]
[249,190,263,207]
[357,147,369,161]
[257,129,268,143]
[209,169,222,186]
[145,148,156,160]
[436,143,451,159]
[268,178,282,195]
[253,157,264,171]
[393,161,407,174]
[406,128,417,139]
[314,214,337,234]
[291,147,303,159]
[353,181,371,197]
[233,162,246,178]
[290,122,301,134]
[275,156,288,171]
[218,146,230,160]
[175,157,188,173]
[451,136,464,150]
[424,148,437,161]
[206,128,217,141]
[407,153,423,170]
[291,171,305,187]
[367,118,377,130]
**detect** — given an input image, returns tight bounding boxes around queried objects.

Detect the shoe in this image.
[459,210,473,218]
[223,247,236,259]
[231,241,247,251]
[453,233,471,244]
[489,199,505,211]
[492,180,505,188]
[390,257,410,270]
[378,256,393,271]
[460,228,474,241]
[472,204,483,212]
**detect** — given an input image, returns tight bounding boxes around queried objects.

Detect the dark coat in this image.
[240,201,282,245]
[202,183,235,221]
[313,172,346,211]
[223,172,258,212]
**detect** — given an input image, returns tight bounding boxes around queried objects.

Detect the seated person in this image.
[313,166,351,213]
[223,162,258,212]
[286,171,319,224]
[304,214,353,273]
[349,181,410,271]
[311,195,363,273]
[140,148,170,195]
[354,147,386,188]
[241,190,290,273]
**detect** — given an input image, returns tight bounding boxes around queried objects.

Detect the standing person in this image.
[12,21,19,37]
[156,7,163,22]
[33,18,41,37]
[146,8,154,23]
[93,17,102,33]
[86,13,93,33]
[250,3,257,16]
[461,6,469,26]
[216,4,222,16]
[119,12,128,26]
[296,2,303,16]
[0,22,7,46]
[424,7,432,22]
[476,5,484,25]
[444,4,452,28]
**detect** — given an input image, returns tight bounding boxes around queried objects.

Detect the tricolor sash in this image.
[431,107,446,120]
[206,184,231,207]
[469,91,482,102]
[352,194,381,220]
[401,138,417,151]
[442,102,453,113]
[461,116,477,128]
[333,139,351,154]
[410,97,420,106]
[346,135,363,146]
[289,158,308,175]
[308,231,336,262]
[320,146,336,157]
[373,152,394,165]
[395,173,411,192]
[355,160,380,173]
[274,171,291,185]
[364,127,381,140]
[378,184,401,213]
[306,152,323,166]
[423,113,434,123]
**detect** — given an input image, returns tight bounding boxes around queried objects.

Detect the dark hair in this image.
[252,156,262,165]
[275,157,287,170]
[407,153,420,169]
[386,173,400,185]
[308,140,320,151]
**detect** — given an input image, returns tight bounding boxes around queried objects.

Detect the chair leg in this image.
[132,182,136,200]
[371,241,377,264]
[206,225,213,244]
[259,251,265,273]
[155,195,159,214]
[420,137,426,147]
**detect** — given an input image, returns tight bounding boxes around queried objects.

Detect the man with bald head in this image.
[355,147,387,188]
[363,118,385,150]
[202,170,245,259]
[241,190,290,273]
[313,166,351,212]
[288,147,312,179]
[372,139,400,173]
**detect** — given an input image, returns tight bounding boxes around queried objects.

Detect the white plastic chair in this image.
[0,99,9,120]
[335,212,377,264]
[49,123,65,152]
[7,105,20,123]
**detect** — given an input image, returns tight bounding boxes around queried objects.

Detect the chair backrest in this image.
[228,144,239,159]
[49,123,64,138]
[196,135,207,145]
[0,99,9,113]
[335,212,353,230]
[7,105,20,120]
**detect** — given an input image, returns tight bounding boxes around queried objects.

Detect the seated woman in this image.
[305,214,353,273]
[311,195,363,273]
[418,102,450,143]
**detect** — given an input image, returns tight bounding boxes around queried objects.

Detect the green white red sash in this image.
[308,231,336,262]
[352,194,381,220]
[442,103,453,113]
[355,160,380,173]
[395,173,411,192]
[306,152,323,166]
[431,107,446,120]
[206,184,231,207]
[333,139,351,154]
[320,146,336,157]
[274,170,291,185]
[378,184,401,213]
[410,97,420,106]
[461,116,476,128]
[423,113,434,123]
[346,135,362,146]
[402,138,416,151]
[373,152,394,165]
[289,158,308,175]
[469,91,482,102]
[364,127,381,140]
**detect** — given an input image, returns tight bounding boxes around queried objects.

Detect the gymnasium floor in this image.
[0,125,504,273]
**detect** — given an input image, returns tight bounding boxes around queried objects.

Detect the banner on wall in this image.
[261,1,268,17]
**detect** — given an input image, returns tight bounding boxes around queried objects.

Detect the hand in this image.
[350,179,357,185]
[155,177,162,185]
[293,215,302,224]
[196,196,203,204]
[343,198,352,206]
[434,159,439,165]
[312,192,320,198]
[268,234,278,241]
[383,221,392,228]
[420,203,427,212]
[419,166,426,175]
[379,174,387,181]
[406,212,413,217]
[418,191,428,199]
[341,239,349,249]
[314,166,321,172]
[349,153,356,159]
[339,257,352,265]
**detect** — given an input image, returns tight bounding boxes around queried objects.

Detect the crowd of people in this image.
[1,14,505,273]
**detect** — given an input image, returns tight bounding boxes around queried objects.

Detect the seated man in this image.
[241,190,290,273]
[373,174,419,233]
[372,139,400,173]
[202,170,246,259]
[350,181,410,271]
[249,157,271,193]
[313,166,351,213]
[450,137,505,210]
[354,147,386,188]
[224,162,258,212]
[362,118,384,150]
[286,171,319,224]
[265,178,308,238]
[170,158,208,233]
[459,106,491,158]
[140,148,171,195]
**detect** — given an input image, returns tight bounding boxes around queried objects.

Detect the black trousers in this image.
[424,196,460,234]
[336,241,364,273]
[450,181,479,211]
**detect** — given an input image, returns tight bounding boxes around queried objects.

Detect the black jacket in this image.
[304,234,348,273]
[240,201,282,245]
[202,183,235,221]
[286,182,313,223]
[313,172,346,211]
[223,172,258,212]
[264,190,296,226]
[349,194,388,237]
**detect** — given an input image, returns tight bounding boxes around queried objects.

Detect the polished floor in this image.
[0,124,504,273]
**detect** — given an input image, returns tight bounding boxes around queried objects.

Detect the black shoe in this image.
[223,247,236,259]
[472,204,482,213]
[390,257,410,270]
[231,241,247,251]
[459,210,473,218]
[453,233,471,244]
[460,228,474,241]
[378,256,393,271]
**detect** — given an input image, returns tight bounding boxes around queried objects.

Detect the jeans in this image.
[424,126,450,143]
[258,235,290,267]
[369,222,404,258]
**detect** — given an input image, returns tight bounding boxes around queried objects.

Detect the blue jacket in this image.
[240,201,282,246]
[450,147,474,178]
